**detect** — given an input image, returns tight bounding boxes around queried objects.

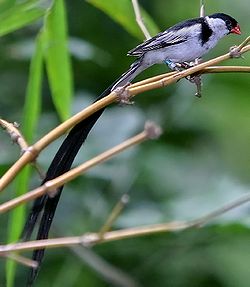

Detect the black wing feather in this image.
[128,18,202,56]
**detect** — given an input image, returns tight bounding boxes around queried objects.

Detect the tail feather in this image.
[111,58,143,90]
[23,58,146,285]
[22,85,111,241]
[25,107,106,285]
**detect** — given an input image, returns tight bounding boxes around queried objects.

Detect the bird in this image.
[111,12,241,90]
[22,13,241,285]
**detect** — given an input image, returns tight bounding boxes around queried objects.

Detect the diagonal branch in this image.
[1,190,250,254]
[98,194,130,238]
[3,253,38,268]
[0,119,44,179]
[0,37,249,192]
[131,0,151,39]
[200,0,205,17]
[130,65,250,88]
[128,43,250,96]
[0,119,29,151]
[0,122,161,213]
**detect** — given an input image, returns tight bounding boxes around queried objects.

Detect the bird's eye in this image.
[225,20,232,30]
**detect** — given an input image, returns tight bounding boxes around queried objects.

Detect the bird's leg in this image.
[164,59,181,71]
[179,62,192,69]
[187,74,202,97]
[165,59,202,97]
[183,59,202,97]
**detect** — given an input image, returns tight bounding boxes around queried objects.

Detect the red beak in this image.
[231,24,241,35]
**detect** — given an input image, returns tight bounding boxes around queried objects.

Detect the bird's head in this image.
[208,13,241,35]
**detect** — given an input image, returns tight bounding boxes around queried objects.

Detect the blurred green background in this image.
[0,0,250,286]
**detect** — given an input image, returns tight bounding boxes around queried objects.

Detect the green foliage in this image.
[2,0,72,286]
[6,166,31,287]
[42,0,73,121]
[23,33,44,142]
[87,0,159,39]
[0,0,46,37]
[6,32,44,287]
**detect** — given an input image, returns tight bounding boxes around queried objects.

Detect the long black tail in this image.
[23,58,144,286]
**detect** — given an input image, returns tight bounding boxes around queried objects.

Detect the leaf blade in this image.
[43,0,73,121]
[5,33,43,287]
[87,0,159,39]
[0,1,46,37]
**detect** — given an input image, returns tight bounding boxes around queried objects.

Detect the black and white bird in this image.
[112,13,241,90]
[24,12,241,286]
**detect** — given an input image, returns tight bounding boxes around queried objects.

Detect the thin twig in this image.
[1,191,250,253]
[0,93,118,191]
[236,36,250,50]
[0,37,249,192]
[0,119,44,179]
[128,66,250,88]
[201,65,250,73]
[70,245,140,287]
[200,0,205,17]
[0,119,28,151]
[2,253,38,268]
[0,122,162,213]
[99,194,130,237]
[189,192,250,227]
[131,0,151,39]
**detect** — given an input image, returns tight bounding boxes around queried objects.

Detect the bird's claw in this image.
[167,58,202,71]
[187,74,202,97]
[113,83,134,105]
[229,45,243,58]
[165,59,203,96]
[178,62,192,69]
[180,58,202,69]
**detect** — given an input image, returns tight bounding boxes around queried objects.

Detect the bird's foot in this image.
[113,83,134,105]
[165,58,202,71]
[179,62,192,69]
[229,45,244,58]
[187,74,202,97]
[165,59,202,97]
[180,58,202,68]
[182,59,202,97]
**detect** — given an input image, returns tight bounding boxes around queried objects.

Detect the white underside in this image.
[142,37,216,65]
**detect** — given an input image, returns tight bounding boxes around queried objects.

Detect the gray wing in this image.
[128,23,201,57]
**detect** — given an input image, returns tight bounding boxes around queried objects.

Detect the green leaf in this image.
[22,33,43,141]
[6,33,43,287]
[6,166,31,287]
[87,0,159,39]
[43,0,73,121]
[0,0,17,13]
[0,1,46,37]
